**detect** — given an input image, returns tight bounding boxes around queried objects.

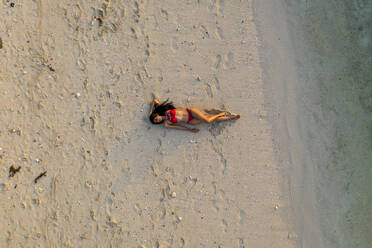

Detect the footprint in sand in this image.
[130,27,139,39]
[214,53,233,70]
[223,51,233,69]
[145,35,151,58]
[161,9,169,20]
[179,238,185,247]
[217,189,227,201]
[154,240,160,248]
[216,26,224,40]
[212,199,220,211]
[222,219,228,232]
[239,238,245,248]
[120,7,126,18]
[209,0,224,15]
[171,37,178,53]
[134,71,145,86]
[77,58,87,71]
[71,4,82,21]
[133,1,141,22]
[89,114,97,132]
[205,76,222,97]
[200,25,210,39]
[239,209,247,225]
[145,15,159,30]
[220,157,227,174]
[214,54,222,69]
[134,203,142,216]
[205,83,213,98]
[212,76,221,90]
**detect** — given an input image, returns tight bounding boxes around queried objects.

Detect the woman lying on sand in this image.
[149,97,240,132]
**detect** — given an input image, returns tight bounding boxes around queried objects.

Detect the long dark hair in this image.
[149,99,176,124]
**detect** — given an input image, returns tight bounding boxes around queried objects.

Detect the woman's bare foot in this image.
[229,114,240,120]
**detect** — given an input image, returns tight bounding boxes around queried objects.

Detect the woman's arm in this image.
[149,99,160,116]
[164,122,199,133]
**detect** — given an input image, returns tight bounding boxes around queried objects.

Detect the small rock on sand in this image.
[80,233,88,239]
[170,191,177,198]
[0,183,10,191]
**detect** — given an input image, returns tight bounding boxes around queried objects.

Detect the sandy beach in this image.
[0,0,302,247]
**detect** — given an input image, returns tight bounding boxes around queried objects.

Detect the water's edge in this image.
[254,0,372,247]
[252,1,321,247]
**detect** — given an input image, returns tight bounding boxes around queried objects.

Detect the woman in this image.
[149,97,240,132]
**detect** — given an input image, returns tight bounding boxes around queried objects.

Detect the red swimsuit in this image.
[166,109,194,123]
[166,110,177,123]
[186,108,194,123]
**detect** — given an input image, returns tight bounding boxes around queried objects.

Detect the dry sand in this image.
[1,0,298,247]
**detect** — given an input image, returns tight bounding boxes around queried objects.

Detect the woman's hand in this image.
[164,122,199,133]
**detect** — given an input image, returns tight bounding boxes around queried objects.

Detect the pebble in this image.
[10,128,21,135]
[90,210,96,221]
[1,183,10,191]
[107,216,118,227]
[32,198,40,206]
[85,181,92,189]
[170,191,177,198]
[80,233,88,239]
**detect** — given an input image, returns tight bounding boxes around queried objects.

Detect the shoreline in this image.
[255,1,372,247]
[253,0,322,247]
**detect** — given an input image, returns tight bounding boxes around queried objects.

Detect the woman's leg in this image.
[215,114,240,122]
[188,108,225,123]
[188,114,239,124]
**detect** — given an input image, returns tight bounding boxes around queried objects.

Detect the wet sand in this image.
[256,1,372,247]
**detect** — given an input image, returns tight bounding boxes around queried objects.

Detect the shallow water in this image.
[285,0,372,247]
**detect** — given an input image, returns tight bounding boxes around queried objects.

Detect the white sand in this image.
[0,0,298,247]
